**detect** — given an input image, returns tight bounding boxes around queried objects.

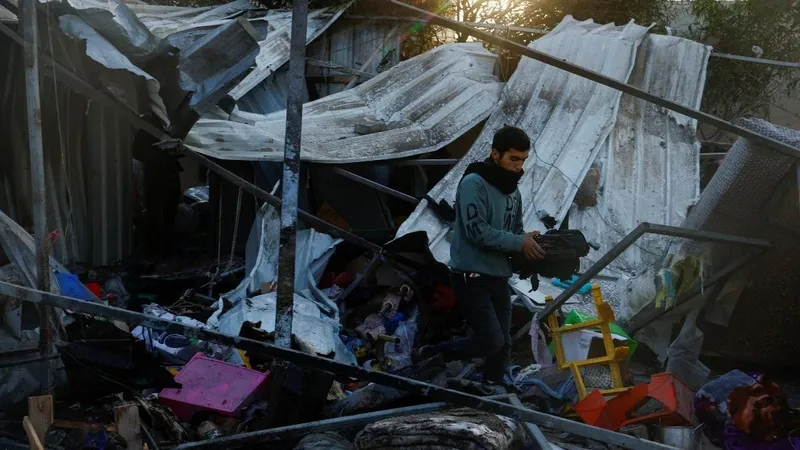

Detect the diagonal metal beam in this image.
[386,0,800,160]
[624,252,765,334]
[512,223,772,343]
[332,167,419,204]
[0,280,674,450]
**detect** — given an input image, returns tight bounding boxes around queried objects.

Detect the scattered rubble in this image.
[0,0,799,449]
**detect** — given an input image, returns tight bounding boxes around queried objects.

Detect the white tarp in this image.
[207,203,351,361]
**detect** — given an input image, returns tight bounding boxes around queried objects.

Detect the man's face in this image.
[491,148,529,173]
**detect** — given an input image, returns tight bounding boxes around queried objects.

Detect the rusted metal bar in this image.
[332,167,418,204]
[20,0,53,394]
[508,394,550,450]
[274,0,309,348]
[386,0,800,160]
[0,281,673,450]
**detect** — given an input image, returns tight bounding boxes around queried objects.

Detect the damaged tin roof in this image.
[394,17,709,303]
[569,33,711,276]
[184,42,504,163]
[124,0,346,100]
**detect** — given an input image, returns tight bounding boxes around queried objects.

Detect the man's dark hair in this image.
[492,126,531,155]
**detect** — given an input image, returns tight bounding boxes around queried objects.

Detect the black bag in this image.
[510,229,590,291]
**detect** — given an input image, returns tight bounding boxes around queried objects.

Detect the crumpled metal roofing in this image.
[124,0,346,100]
[395,17,709,305]
[569,34,710,276]
[396,17,651,263]
[184,42,503,163]
[42,0,345,105]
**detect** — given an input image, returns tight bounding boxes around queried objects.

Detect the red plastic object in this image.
[84,282,102,299]
[622,372,694,427]
[575,373,694,430]
[160,353,270,421]
[574,384,649,430]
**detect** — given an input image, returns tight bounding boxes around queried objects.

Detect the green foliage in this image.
[686,0,800,129]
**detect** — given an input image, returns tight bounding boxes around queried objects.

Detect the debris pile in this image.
[0,0,799,449]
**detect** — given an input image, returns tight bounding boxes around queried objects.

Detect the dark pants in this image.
[430,273,512,383]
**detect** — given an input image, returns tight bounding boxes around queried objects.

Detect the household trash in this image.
[548,309,639,361]
[197,420,223,440]
[551,275,592,295]
[695,370,800,448]
[160,352,271,422]
[574,372,693,431]
[132,304,239,365]
[505,365,577,414]
[55,271,99,302]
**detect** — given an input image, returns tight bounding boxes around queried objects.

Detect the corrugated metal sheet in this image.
[227,7,346,100]
[395,17,651,265]
[307,20,401,97]
[0,35,133,266]
[237,20,401,115]
[44,0,345,102]
[569,34,710,276]
[0,5,15,23]
[184,42,503,163]
[393,18,709,310]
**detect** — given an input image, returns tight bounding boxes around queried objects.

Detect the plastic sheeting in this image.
[206,203,353,362]
[184,43,503,162]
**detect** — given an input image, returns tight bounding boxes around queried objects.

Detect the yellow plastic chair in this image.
[544,285,629,400]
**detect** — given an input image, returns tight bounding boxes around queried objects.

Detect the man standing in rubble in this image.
[415,126,544,386]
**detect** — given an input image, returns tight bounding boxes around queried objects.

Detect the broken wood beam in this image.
[182,150,425,272]
[22,416,44,450]
[387,0,800,160]
[27,395,53,445]
[0,281,673,450]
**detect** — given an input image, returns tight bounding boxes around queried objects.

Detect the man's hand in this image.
[522,232,545,260]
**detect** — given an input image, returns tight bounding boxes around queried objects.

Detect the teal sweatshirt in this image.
[449,173,524,278]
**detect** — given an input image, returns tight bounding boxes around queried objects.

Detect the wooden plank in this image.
[22,416,44,450]
[27,395,53,446]
[115,404,143,450]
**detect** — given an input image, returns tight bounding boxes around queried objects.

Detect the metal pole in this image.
[0,281,674,450]
[332,167,419,204]
[512,223,772,343]
[274,0,309,348]
[21,0,53,394]
[172,402,452,449]
[508,394,550,450]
